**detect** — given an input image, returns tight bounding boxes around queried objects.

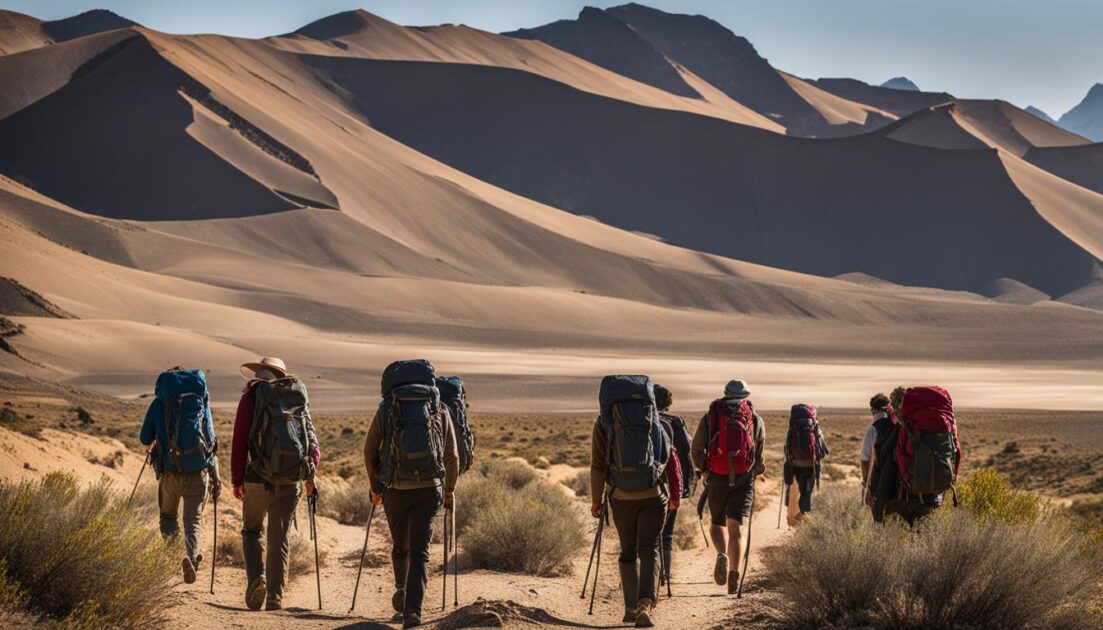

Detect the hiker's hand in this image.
[591,502,602,518]
[208,475,221,501]
[668,499,679,511]
[755,461,766,477]
[371,491,383,506]
[232,484,244,501]
[304,479,316,498]
[443,491,454,511]
[694,469,703,479]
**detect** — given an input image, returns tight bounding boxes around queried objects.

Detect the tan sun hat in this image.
[240,357,289,380]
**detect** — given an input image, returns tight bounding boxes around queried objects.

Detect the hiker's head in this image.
[654,384,673,410]
[889,386,907,412]
[723,379,750,400]
[240,357,289,381]
[870,393,891,415]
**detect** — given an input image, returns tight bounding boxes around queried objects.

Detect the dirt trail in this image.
[162,480,789,629]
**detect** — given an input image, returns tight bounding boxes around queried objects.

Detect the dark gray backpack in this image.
[378,360,447,487]
[248,377,313,485]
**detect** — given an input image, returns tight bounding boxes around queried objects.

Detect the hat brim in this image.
[240,362,289,380]
[724,391,751,399]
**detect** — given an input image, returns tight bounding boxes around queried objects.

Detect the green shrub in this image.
[0,473,177,629]
[765,484,1102,629]
[957,468,1042,524]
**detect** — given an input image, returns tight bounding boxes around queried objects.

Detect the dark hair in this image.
[870,393,890,411]
[654,384,673,411]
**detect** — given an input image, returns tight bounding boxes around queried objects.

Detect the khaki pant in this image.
[242,482,301,605]
[158,469,209,563]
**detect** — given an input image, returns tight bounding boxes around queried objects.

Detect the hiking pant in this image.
[158,469,209,563]
[794,467,816,513]
[384,485,443,618]
[611,495,666,604]
[242,482,300,605]
[660,507,679,553]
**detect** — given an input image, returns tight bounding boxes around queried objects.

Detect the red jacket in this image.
[231,382,321,486]
[661,422,683,509]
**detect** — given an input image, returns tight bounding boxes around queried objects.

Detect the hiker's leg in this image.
[241,482,269,590]
[727,479,753,575]
[796,468,814,513]
[660,508,677,583]
[706,485,727,553]
[264,483,301,606]
[635,497,666,604]
[180,470,209,563]
[383,489,412,590]
[158,471,182,542]
[611,498,641,613]
[726,518,744,574]
[401,486,442,619]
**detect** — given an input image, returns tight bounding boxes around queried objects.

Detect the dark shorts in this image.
[706,476,754,526]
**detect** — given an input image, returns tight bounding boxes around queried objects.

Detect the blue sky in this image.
[5,0,1101,116]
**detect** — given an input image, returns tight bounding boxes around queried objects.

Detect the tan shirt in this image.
[690,401,765,485]
[589,418,667,501]
[364,404,458,494]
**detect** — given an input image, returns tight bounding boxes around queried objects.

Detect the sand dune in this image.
[0,8,134,56]
[0,10,48,56]
[1024,142,1103,195]
[809,77,952,117]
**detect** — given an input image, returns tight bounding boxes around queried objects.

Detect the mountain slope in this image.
[809,77,952,117]
[1059,83,1103,141]
[0,10,48,55]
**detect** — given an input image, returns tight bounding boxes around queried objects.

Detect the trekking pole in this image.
[587,496,608,615]
[452,499,458,607]
[697,485,710,547]
[126,447,152,509]
[210,492,217,594]
[310,488,322,610]
[776,476,784,529]
[736,478,757,599]
[442,509,449,611]
[580,491,605,598]
[349,501,376,613]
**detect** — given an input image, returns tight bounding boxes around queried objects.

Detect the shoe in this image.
[193,554,203,572]
[713,554,728,585]
[182,557,196,584]
[246,578,266,611]
[727,571,739,595]
[265,600,282,611]
[391,587,406,613]
[634,598,655,628]
[402,613,422,628]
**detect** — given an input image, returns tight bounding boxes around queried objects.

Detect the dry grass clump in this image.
[0,473,177,629]
[672,508,701,550]
[765,473,1103,629]
[565,470,590,497]
[457,462,583,576]
[317,481,372,526]
[477,458,538,490]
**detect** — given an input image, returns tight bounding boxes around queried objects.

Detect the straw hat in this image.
[240,357,289,380]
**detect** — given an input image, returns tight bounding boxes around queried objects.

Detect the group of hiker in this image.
[138,358,961,629]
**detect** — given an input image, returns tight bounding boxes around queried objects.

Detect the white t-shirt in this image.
[859,411,889,462]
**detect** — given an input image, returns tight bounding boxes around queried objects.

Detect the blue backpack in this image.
[378,360,447,487]
[599,375,669,493]
[153,369,214,474]
[436,376,475,475]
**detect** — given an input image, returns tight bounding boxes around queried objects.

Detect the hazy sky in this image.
[6,0,1101,116]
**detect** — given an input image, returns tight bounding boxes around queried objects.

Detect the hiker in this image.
[875,386,962,526]
[591,375,680,627]
[860,393,896,518]
[782,404,828,524]
[365,360,459,629]
[653,384,692,588]
[231,357,321,611]
[436,375,476,475]
[140,367,220,585]
[690,379,764,594]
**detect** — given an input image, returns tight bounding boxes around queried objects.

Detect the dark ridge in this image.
[179,77,318,176]
[0,316,24,357]
[42,9,136,43]
[808,77,952,117]
[292,10,368,40]
[0,277,75,318]
[1025,143,1103,195]
[70,33,139,82]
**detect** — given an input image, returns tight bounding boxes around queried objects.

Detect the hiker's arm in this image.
[817,424,829,457]
[363,409,384,495]
[304,408,321,477]
[230,387,254,488]
[665,440,682,509]
[589,418,607,504]
[139,400,158,447]
[753,412,766,474]
[442,407,459,493]
[689,413,709,473]
[204,401,217,455]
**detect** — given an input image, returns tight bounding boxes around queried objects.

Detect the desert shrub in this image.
[565,470,590,497]
[318,481,372,525]
[672,507,701,550]
[957,468,1042,524]
[478,458,537,490]
[766,484,1102,629]
[0,473,177,629]
[216,529,244,566]
[820,462,849,481]
[459,470,583,576]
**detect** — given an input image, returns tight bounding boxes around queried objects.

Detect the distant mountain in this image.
[881,76,920,91]
[0,8,135,56]
[1059,83,1103,141]
[809,77,951,117]
[1025,105,1057,124]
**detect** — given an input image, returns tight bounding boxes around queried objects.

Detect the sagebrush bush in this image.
[0,473,178,629]
[458,464,583,576]
[957,468,1041,524]
[672,507,701,550]
[318,481,372,525]
[477,458,538,490]
[765,483,1103,629]
[565,470,590,497]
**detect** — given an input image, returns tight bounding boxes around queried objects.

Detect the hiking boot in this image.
[391,587,406,613]
[727,571,739,595]
[713,553,728,585]
[634,598,655,628]
[182,557,196,584]
[618,561,638,623]
[402,613,422,628]
[265,600,282,611]
[193,554,203,573]
[246,577,266,611]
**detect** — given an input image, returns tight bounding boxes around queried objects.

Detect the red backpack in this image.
[706,398,755,484]
[894,386,961,498]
